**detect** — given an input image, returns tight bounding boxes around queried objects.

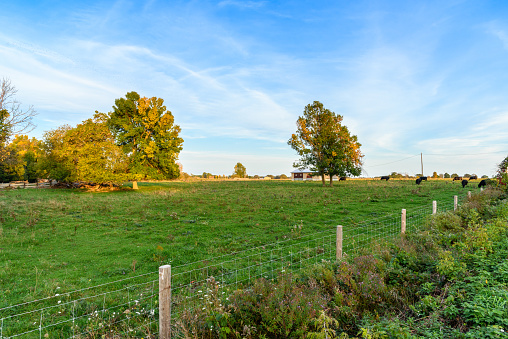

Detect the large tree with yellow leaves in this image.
[38,113,127,184]
[107,92,184,184]
[288,101,363,186]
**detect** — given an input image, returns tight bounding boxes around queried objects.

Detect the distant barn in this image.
[290,169,343,182]
[290,169,314,181]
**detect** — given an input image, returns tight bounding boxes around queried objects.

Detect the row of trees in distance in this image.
[388,172,490,179]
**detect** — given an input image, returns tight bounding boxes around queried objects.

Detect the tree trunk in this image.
[329,175,333,187]
[321,173,326,187]
[132,181,138,190]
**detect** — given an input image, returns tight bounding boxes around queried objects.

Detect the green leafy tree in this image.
[38,125,73,182]
[3,135,41,182]
[498,156,508,186]
[107,92,184,187]
[444,173,450,178]
[288,101,363,187]
[451,173,459,178]
[233,162,247,178]
[498,156,508,174]
[38,113,127,185]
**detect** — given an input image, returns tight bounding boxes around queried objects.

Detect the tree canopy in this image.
[107,92,184,181]
[288,101,363,186]
[38,113,127,185]
[233,162,247,178]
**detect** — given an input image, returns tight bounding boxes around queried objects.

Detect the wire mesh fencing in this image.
[1,195,468,338]
[0,272,159,338]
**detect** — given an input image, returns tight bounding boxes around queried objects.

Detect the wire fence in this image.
[0,195,464,338]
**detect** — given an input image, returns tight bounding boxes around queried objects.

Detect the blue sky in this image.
[1,0,508,177]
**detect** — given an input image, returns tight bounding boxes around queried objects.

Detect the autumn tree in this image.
[432,171,439,178]
[37,125,73,181]
[107,92,184,188]
[233,162,247,178]
[38,113,127,185]
[1,135,41,182]
[288,101,363,187]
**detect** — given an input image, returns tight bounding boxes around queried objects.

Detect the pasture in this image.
[0,179,472,309]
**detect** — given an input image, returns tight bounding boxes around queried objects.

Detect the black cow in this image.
[380,176,390,181]
[470,175,478,180]
[416,178,422,185]
[420,176,428,181]
[453,176,462,181]
[339,177,347,181]
[462,179,468,188]
[478,179,487,188]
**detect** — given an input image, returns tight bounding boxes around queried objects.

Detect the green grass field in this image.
[0,179,474,309]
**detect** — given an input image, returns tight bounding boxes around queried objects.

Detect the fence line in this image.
[0,193,470,338]
[0,182,51,189]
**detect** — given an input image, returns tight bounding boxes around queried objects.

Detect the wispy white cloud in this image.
[2,1,508,177]
[217,1,267,10]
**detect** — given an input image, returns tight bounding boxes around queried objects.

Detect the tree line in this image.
[1,80,379,188]
[0,81,183,187]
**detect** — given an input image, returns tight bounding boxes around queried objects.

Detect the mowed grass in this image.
[0,179,473,307]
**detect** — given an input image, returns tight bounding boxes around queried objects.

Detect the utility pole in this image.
[421,153,423,176]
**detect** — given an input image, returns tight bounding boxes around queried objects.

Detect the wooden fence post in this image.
[401,209,406,234]
[468,191,471,198]
[336,225,343,259]
[432,201,437,215]
[454,195,458,211]
[159,265,172,339]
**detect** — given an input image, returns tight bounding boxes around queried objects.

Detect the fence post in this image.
[481,187,483,192]
[454,195,458,211]
[401,209,406,234]
[468,191,471,199]
[336,225,343,259]
[432,201,437,215]
[159,265,172,339]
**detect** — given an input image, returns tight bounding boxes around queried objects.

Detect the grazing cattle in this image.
[453,176,462,181]
[478,179,486,188]
[462,179,468,188]
[470,175,478,180]
[339,177,347,181]
[416,178,422,185]
[380,176,390,181]
[420,176,428,181]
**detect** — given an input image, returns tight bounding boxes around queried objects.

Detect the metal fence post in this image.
[336,225,343,259]
[401,209,406,234]
[454,195,458,211]
[432,201,437,215]
[159,265,172,339]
